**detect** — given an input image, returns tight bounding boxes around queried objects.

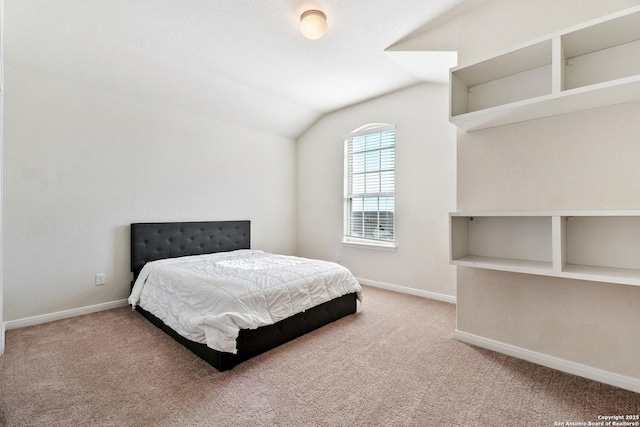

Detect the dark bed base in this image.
[130,220,358,371]
[135,292,357,371]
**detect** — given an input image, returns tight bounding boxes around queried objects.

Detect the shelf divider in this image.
[552,36,565,94]
[551,216,566,273]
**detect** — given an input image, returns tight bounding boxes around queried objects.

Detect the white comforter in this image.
[128,250,362,354]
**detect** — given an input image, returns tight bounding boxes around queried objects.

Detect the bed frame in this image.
[130,220,357,371]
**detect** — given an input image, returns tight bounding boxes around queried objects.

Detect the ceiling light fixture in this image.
[300,10,327,40]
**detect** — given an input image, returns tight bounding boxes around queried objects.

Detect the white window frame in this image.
[342,124,397,251]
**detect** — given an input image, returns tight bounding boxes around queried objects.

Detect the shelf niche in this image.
[449,6,640,131]
[450,211,640,286]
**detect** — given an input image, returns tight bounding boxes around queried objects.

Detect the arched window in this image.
[343,123,396,247]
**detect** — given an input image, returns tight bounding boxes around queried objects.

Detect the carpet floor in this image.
[1,285,638,426]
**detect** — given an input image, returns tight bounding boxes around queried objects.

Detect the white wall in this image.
[432,0,640,380]
[3,68,297,321]
[297,83,457,298]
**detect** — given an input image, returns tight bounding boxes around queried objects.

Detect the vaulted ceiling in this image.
[5,0,485,138]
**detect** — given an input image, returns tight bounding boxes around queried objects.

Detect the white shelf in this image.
[451,40,552,117]
[450,6,640,131]
[452,256,553,275]
[562,264,640,286]
[449,211,640,286]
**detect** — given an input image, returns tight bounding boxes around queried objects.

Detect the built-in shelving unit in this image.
[449,211,640,286]
[450,6,640,131]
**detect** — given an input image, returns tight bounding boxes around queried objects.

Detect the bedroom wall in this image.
[297,83,457,299]
[427,0,640,381]
[3,68,297,321]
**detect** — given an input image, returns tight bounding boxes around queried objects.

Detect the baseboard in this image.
[454,329,640,394]
[356,277,456,304]
[0,321,5,356]
[4,299,130,331]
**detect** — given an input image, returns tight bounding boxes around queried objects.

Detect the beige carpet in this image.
[1,285,638,426]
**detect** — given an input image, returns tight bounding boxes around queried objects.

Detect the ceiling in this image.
[4,0,482,138]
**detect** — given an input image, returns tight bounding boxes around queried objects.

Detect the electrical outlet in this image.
[95,273,106,286]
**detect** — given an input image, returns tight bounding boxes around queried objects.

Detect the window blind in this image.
[344,125,395,243]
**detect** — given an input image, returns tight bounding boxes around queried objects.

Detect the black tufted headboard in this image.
[130,221,250,278]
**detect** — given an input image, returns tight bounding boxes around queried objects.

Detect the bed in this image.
[129,220,361,371]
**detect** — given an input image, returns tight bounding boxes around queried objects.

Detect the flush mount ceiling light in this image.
[300,10,327,40]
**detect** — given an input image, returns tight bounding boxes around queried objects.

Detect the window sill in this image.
[341,239,397,252]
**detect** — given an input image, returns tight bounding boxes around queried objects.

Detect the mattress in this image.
[128,250,362,353]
